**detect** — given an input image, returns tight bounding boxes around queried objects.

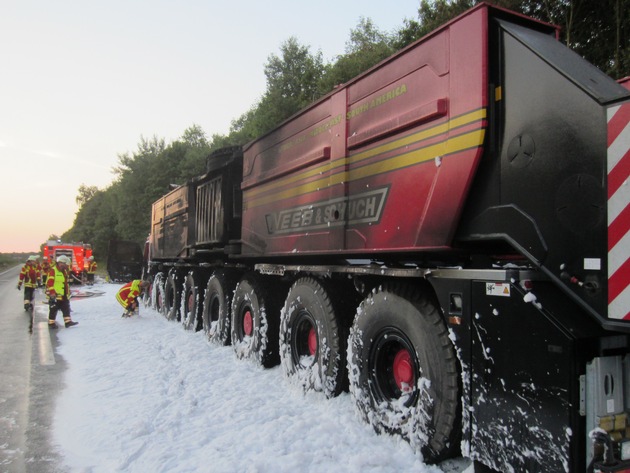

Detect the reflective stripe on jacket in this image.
[19,263,40,287]
[46,266,69,300]
[116,280,142,308]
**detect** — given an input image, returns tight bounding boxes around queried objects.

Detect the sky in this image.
[0,0,421,253]
[17,279,473,472]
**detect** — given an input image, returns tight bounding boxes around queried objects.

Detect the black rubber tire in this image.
[347,282,459,461]
[231,276,281,368]
[164,269,181,322]
[181,271,203,331]
[140,282,151,308]
[280,277,346,398]
[152,272,166,313]
[202,271,233,345]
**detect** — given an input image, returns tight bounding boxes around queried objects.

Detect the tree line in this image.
[61,0,630,259]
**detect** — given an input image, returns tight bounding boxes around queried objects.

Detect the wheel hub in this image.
[371,330,418,401]
[291,311,318,367]
[393,349,414,391]
[308,327,317,355]
[243,310,253,336]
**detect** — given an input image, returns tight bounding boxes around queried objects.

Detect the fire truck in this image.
[142,4,630,471]
[43,240,92,283]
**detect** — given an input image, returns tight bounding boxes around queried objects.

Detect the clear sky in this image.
[0,0,420,253]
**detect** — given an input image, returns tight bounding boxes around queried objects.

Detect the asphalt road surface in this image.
[0,265,66,473]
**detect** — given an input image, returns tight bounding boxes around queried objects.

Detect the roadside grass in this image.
[0,253,30,273]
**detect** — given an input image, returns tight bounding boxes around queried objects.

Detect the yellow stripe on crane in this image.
[244,108,487,201]
[244,126,486,209]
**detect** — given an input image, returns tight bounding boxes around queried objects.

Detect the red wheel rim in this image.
[393,349,414,390]
[243,310,253,336]
[188,293,194,312]
[308,327,317,355]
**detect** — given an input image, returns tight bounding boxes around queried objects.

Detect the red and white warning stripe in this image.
[608,101,630,319]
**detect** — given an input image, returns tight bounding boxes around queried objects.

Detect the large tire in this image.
[231,276,281,368]
[164,269,181,322]
[347,282,459,461]
[280,277,346,398]
[181,270,204,331]
[152,272,166,312]
[202,271,234,345]
[141,282,151,308]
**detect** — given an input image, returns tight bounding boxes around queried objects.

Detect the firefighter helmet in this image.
[57,255,71,265]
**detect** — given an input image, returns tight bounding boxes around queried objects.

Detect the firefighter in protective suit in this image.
[116,279,149,317]
[17,255,41,311]
[86,256,97,285]
[46,255,78,328]
[41,256,51,286]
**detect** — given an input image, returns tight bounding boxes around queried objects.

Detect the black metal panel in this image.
[160,185,189,258]
[192,146,243,248]
[456,17,629,327]
[470,280,578,472]
[431,271,605,473]
[106,239,143,282]
[429,276,474,459]
[497,20,630,105]
[195,175,224,244]
[500,29,609,319]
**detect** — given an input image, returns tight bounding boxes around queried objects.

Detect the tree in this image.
[91,189,120,256]
[180,124,209,148]
[398,0,474,45]
[264,37,324,106]
[227,106,260,145]
[391,17,425,51]
[320,18,395,93]
[176,125,212,180]
[563,0,630,78]
[112,136,171,243]
[66,189,105,246]
[394,0,629,79]
[230,37,325,140]
[75,184,99,208]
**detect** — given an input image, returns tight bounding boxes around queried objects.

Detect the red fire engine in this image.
[43,240,93,283]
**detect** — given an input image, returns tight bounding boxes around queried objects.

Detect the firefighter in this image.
[41,256,51,286]
[86,256,97,285]
[17,255,41,311]
[116,279,149,317]
[46,255,78,328]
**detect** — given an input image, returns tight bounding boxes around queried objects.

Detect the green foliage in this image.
[391,17,425,51]
[228,37,325,141]
[265,37,324,105]
[75,184,99,207]
[319,18,395,93]
[0,253,28,272]
[394,0,629,79]
[493,0,630,78]
[66,126,212,257]
[564,0,630,79]
[391,0,475,48]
